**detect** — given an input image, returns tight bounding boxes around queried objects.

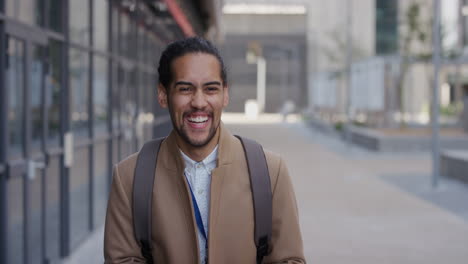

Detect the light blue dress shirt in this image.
[180,145,218,264]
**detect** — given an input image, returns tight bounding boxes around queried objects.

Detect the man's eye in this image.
[179,87,190,92]
[206,87,219,92]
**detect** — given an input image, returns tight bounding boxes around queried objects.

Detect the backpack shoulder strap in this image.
[133,137,164,264]
[235,135,272,264]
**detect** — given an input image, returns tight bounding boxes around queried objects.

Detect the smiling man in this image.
[104,37,305,264]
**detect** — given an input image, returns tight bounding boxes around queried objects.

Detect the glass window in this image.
[48,0,63,32]
[144,72,155,141]
[129,69,137,114]
[6,37,25,158]
[7,177,24,264]
[69,0,90,46]
[138,71,145,113]
[145,73,153,114]
[120,13,130,57]
[144,29,149,63]
[69,48,90,139]
[27,166,43,263]
[69,147,90,249]
[47,40,62,147]
[111,5,119,53]
[112,140,119,166]
[111,63,120,130]
[120,67,135,156]
[93,0,109,50]
[93,142,109,227]
[128,20,136,59]
[149,34,160,66]
[30,45,45,151]
[119,66,130,132]
[137,26,145,62]
[93,55,109,135]
[6,0,43,26]
[376,0,398,54]
[45,156,61,261]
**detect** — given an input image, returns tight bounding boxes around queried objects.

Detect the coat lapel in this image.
[160,130,185,173]
[207,123,239,259]
[158,131,201,261]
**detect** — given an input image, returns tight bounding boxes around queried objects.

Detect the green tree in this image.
[397,1,432,128]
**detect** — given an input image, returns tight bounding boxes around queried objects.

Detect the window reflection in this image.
[93,0,109,50]
[28,164,43,262]
[6,37,25,158]
[47,40,62,146]
[138,26,146,62]
[6,0,42,26]
[139,71,145,113]
[69,0,90,46]
[149,33,161,66]
[45,157,61,260]
[69,48,90,139]
[94,56,109,135]
[112,63,120,130]
[69,147,90,248]
[93,142,109,226]
[111,5,119,53]
[119,65,136,150]
[120,13,130,57]
[30,45,44,151]
[48,0,63,32]
[7,177,24,264]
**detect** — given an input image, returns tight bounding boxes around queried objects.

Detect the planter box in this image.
[348,126,468,152]
[441,150,468,184]
[305,117,342,138]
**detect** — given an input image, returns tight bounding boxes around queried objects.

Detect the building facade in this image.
[220,0,308,113]
[309,0,468,128]
[0,0,219,263]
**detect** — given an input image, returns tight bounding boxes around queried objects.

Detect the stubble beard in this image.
[169,108,219,148]
[177,120,218,148]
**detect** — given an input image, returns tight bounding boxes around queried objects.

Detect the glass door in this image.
[4,20,61,264]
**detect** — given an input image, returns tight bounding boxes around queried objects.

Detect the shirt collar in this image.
[180,145,219,170]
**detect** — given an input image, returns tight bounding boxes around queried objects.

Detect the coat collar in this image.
[160,122,236,172]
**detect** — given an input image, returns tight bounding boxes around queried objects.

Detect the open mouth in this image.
[185,113,211,129]
[187,115,209,123]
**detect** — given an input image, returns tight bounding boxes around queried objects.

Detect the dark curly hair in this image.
[157,37,227,89]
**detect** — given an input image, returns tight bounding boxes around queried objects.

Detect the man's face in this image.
[158,52,229,147]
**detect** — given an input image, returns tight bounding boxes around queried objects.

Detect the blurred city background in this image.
[0,0,467,263]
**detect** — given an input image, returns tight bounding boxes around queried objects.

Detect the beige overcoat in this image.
[104,124,305,263]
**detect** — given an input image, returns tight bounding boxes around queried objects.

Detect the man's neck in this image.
[176,129,220,162]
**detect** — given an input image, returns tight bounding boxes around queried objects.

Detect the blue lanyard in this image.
[186,175,208,241]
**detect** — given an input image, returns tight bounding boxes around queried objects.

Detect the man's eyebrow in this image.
[174,81,193,86]
[204,81,222,86]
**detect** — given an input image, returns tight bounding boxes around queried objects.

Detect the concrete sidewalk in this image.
[226,119,468,263]
[66,117,468,263]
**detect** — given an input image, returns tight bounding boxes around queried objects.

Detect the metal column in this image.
[431,0,441,188]
[0,20,7,264]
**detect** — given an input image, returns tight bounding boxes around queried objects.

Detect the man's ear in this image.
[223,85,229,107]
[158,84,168,108]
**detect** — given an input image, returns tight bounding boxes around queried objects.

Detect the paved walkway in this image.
[225,117,468,264]
[65,115,468,263]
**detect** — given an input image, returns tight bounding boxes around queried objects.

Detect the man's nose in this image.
[191,89,208,109]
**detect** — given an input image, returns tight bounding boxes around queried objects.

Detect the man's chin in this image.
[187,138,210,147]
[180,130,215,148]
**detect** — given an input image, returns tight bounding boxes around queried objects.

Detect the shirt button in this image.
[196,164,202,169]
[198,190,204,195]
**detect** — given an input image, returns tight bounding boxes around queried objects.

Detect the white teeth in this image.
[188,116,208,123]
